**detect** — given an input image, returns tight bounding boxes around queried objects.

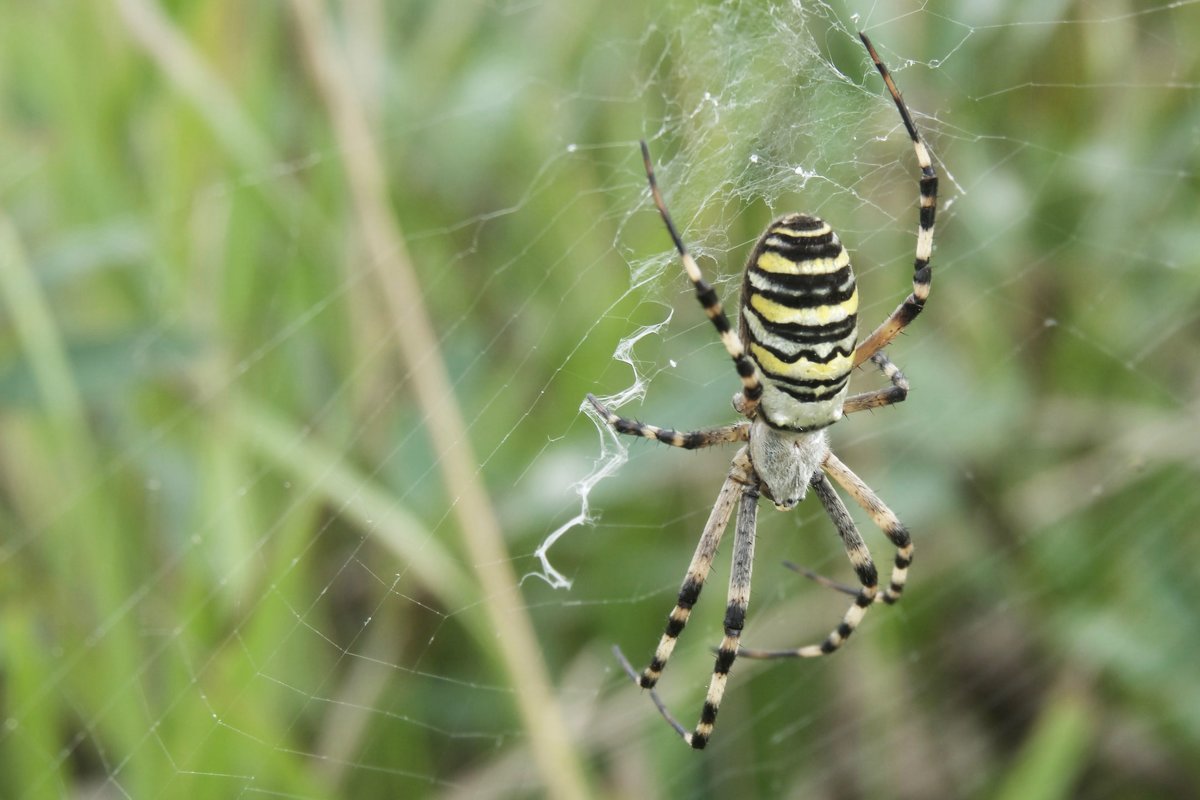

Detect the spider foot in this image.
[783,560,894,604]
[783,560,860,597]
[613,644,642,684]
[612,645,692,742]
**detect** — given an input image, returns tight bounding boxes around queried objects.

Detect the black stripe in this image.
[744,308,857,343]
[762,369,850,391]
[751,279,857,308]
[771,214,826,233]
[714,647,736,675]
[896,301,922,326]
[747,332,853,365]
[723,603,745,633]
[665,616,685,637]
[700,701,718,725]
[761,239,844,262]
[695,279,733,333]
[750,264,853,294]
[919,204,935,230]
[613,418,645,437]
[772,380,850,404]
[678,578,702,609]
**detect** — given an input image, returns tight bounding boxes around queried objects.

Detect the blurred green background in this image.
[1,1,1198,798]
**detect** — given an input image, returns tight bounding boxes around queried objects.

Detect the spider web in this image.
[2,0,1199,798]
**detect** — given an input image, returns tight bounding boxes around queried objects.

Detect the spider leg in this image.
[841,352,909,415]
[853,33,937,367]
[615,449,757,748]
[587,393,750,449]
[613,646,691,739]
[640,141,763,414]
[630,450,750,692]
[823,452,912,604]
[738,472,878,659]
[782,560,861,598]
[687,481,758,749]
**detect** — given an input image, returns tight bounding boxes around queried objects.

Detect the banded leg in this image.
[842,352,909,415]
[688,482,758,749]
[640,141,763,411]
[853,33,938,367]
[823,452,912,604]
[587,393,750,449]
[619,448,750,694]
[738,472,878,659]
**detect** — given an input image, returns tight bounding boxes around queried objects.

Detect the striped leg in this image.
[842,352,909,415]
[853,33,938,367]
[823,452,912,604]
[619,450,749,697]
[688,482,758,749]
[587,393,750,449]
[738,472,878,659]
[640,141,763,412]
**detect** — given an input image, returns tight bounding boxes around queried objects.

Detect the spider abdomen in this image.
[738,214,857,432]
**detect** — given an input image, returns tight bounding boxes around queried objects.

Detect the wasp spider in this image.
[588,33,936,749]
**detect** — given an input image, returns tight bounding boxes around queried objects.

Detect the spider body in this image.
[749,420,829,510]
[738,212,857,508]
[590,33,936,749]
[740,214,857,436]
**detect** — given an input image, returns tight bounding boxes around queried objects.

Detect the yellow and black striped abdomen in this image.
[738,213,857,432]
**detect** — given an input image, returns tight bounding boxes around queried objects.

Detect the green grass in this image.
[1,1,1198,798]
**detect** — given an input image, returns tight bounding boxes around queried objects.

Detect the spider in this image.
[586,33,936,749]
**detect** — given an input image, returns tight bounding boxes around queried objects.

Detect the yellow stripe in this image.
[748,289,858,325]
[772,223,831,238]
[751,344,852,380]
[756,248,849,275]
